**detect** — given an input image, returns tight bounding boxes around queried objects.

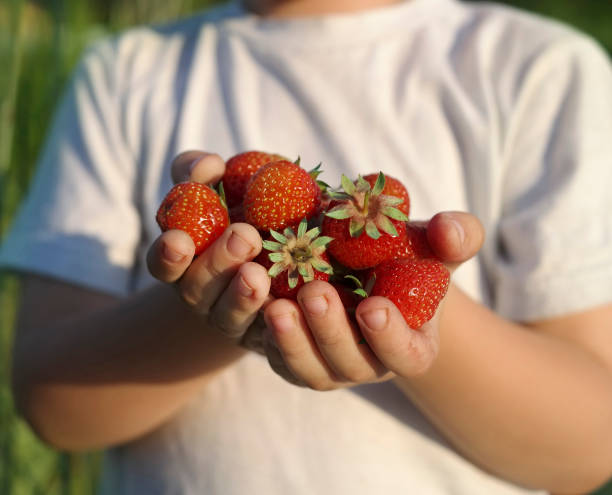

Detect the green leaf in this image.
[283,226,296,238]
[270,230,288,244]
[325,207,352,219]
[349,218,365,237]
[268,252,285,263]
[288,270,299,289]
[297,263,310,277]
[309,162,323,180]
[328,190,351,201]
[217,181,228,210]
[381,206,409,221]
[310,236,334,249]
[353,288,368,298]
[302,263,315,282]
[364,274,377,294]
[311,258,334,274]
[344,274,363,288]
[383,195,404,206]
[378,215,398,237]
[365,221,381,239]
[341,174,356,196]
[262,240,283,252]
[297,218,308,238]
[305,226,321,241]
[371,172,385,196]
[268,263,286,278]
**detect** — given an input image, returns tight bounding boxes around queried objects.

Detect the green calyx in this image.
[343,273,376,299]
[325,172,408,239]
[263,218,334,289]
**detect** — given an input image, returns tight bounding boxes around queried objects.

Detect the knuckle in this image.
[177,282,212,315]
[208,311,242,339]
[178,287,202,311]
[312,327,343,348]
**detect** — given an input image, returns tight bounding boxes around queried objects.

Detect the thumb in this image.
[426,211,485,273]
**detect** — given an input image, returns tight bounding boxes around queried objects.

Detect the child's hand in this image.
[260,212,484,389]
[147,151,271,340]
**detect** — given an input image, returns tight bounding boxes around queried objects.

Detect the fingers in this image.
[355,296,439,376]
[170,150,225,184]
[264,298,338,390]
[297,282,386,382]
[178,223,263,315]
[147,229,196,283]
[426,211,485,272]
[264,282,389,390]
[208,262,270,339]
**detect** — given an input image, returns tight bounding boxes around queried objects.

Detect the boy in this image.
[2,0,612,493]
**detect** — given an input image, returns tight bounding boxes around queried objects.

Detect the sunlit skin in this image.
[10,1,612,493]
[243,0,404,17]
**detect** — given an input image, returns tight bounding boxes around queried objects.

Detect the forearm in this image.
[13,283,246,451]
[396,285,612,493]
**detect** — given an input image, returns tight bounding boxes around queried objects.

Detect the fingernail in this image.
[302,295,328,316]
[450,218,465,246]
[360,308,388,331]
[271,312,296,334]
[238,276,254,297]
[227,232,253,258]
[163,244,187,263]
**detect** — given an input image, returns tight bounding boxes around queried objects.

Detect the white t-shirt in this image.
[2,0,612,493]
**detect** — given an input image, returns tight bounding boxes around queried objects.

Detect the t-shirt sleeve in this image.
[493,34,612,321]
[0,38,141,297]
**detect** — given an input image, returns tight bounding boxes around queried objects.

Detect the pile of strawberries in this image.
[156,151,450,330]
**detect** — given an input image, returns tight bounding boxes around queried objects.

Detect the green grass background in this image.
[0,1,611,493]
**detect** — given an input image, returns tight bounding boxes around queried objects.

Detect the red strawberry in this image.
[244,160,322,232]
[321,173,409,269]
[370,258,450,329]
[223,151,286,208]
[362,173,410,216]
[389,222,436,260]
[323,213,409,269]
[156,182,229,256]
[256,219,333,300]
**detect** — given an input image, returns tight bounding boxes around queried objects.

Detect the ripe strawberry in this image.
[389,222,436,260]
[370,258,450,329]
[321,173,409,269]
[256,218,333,300]
[223,151,285,208]
[156,182,229,256]
[244,160,322,232]
[362,173,410,216]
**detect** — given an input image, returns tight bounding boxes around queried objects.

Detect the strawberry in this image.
[223,151,285,208]
[369,258,450,329]
[156,182,229,256]
[389,222,436,260]
[321,173,409,269]
[362,173,410,216]
[256,218,333,300]
[244,160,322,232]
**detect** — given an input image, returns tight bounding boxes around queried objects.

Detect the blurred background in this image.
[0,0,611,493]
